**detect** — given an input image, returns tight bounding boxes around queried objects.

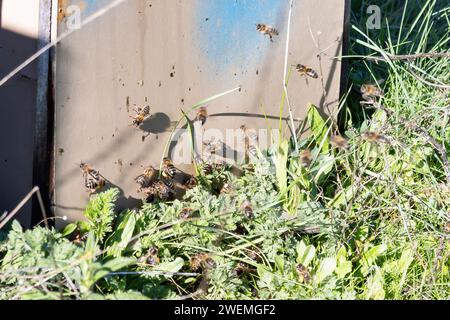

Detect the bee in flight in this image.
[360,84,384,101]
[162,157,177,179]
[80,163,105,194]
[294,64,319,79]
[134,166,156,192]
[130,105,151,127]
[330,135,350,151]
[195,106,208,126]
[240,200,254,219]
[299,149,313,168]
[190,252,216,271]
[296,263,311,284]
[361,132,391,145]
[256,23,279,42]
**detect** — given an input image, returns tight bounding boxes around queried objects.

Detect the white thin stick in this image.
[0,0,129,87]
[283,0,298,152]
[0,186,48,229]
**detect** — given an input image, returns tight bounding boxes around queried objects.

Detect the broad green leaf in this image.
[315,257,336,284]
[93,257,135,283]
[106,210,136,257]
[275,140,289,192]
[274,256,285,273]
[336,247,352,279]
[61,223,77,237]
[157,257,184,274]
[364,268,385,300]
[296,241,316,267]
[307,104,329,153]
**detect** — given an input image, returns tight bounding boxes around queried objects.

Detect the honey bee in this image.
[80,163,105,194]
[179,208,194,220]
[234,262,252,277]
[360,84,384,101]
[300,149,313,168]
[154,180,174,201]
[195,106,208,125]
[143,246,160,266]
[220,183,234,194]
[200,161,214,175]
[444,221,450,234]
[240,125,258,143]
[295,263,311,284]
[162,157,177,179]
[130,105,151,127]
[184,176,198,189]
[240,200,254,219]
[330,135,350,151]
[84,177,106,194]
[190,253,216,271]
[135,166,156,191]
[294,64,319,79]
[256,23,279,42]
[361,132,391,145]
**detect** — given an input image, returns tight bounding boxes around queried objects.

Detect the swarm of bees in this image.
[240,200,254,219]
[299,149,313,168]
[294,64,319,79]
[360,84,384,102]
[133,161,178,202]
[256,23,279,42]
[80,163,105,194]
[195,106,208,126]
[361,132,391,145]
[330,135,350,151]
[190,253,216,271]
[295,263,311,284]
[130,105,151,127]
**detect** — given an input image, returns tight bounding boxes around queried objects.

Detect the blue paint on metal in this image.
[80,0,111,18]
[195,0,286,72]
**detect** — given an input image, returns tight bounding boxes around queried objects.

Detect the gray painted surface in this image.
[53,0,346,225]
[0,0,40,227]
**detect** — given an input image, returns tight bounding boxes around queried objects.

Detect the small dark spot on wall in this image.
[58,148,64,156]
[205,17,209,21]
[188,87,191,91]
[170,72,175,78]
[181,99,184,104]
[256,70,259,75]
[159,81,162,87]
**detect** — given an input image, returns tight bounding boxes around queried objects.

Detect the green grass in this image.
[0,0,449,300]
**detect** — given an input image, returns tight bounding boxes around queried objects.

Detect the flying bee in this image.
[330,135,350,151]
[361,132,391,145]
[240,125,258,143]
[295,263,311,284]
[360,84,384,101]
[294,64,319,79]
[195,106,208,125]
[220,183,234,195]
[234,262,252,277]
[130,105,151,127]
[135,166,156,191]
[256,23,279,42]
[240,200,254,219]
[189,253,216,271]
[162,157,177,179]
[179,208,194,220]
[300,149,313,168]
